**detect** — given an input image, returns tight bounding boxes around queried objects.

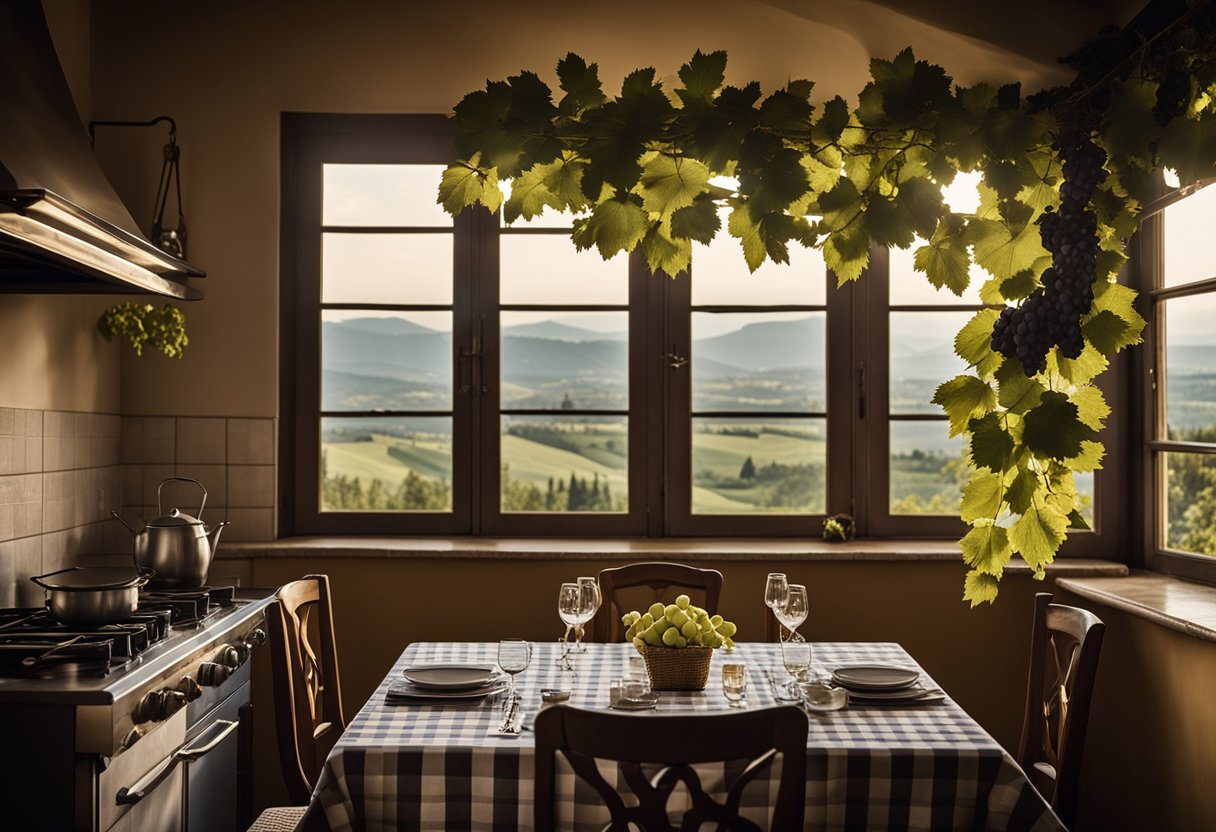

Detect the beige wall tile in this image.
[176,417,227,464]
[223,507,274,542]
[228,465,274,508]
[123,416,176,464]
[13,537,42,606]
[172,465,227,510]
[141,464,176,508]
[228,418,274,465]
[208,557,252,588]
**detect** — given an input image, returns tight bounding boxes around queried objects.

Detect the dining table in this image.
[301,641,1063,832]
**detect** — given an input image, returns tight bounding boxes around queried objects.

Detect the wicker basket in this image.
[640,645,714,691]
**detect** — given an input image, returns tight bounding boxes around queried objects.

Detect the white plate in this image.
[401,664,498,690]
[844,684,936,701]
[831,665,920,691]
[387,680,507,701]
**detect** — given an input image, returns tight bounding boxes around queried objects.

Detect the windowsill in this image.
[1057,572,1216,643]
[220,536,1128,575]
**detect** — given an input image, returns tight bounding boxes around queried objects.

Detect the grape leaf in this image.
[541,156,589,213]
[823,223,870,283]
[954,309,1002,377]
[576,196,649,259]
[963,570,1001,607]
[1010,498,1067,576]
[675,49,727,106]
[1086,282,1146,351]
[669,194,721,243]
[641,226,692,277]
[639,155,710,217]
[865,194,916,248]
[915,214,971,295]
[933,375,996,436]
[817,178,864,231]
[1068,510,1091,530]
[1101,79,1160,164]
[968,217,1048,279]
[996,358,1045,414]
[1022,391,1099,461]
[969,412,1015,472]
[816,95,850,142]
[759,88,815,135]
[961,469,1003,523]
[1082,310,1132,354]
[1053,344,1108,386]
[1004,467,1039,515]
[502,160,565,223]
[556,53,607,115]
[1070,386,1110,431]
[438,157,501,214]
[1158,109,1216,186]
[961,522,1012,576]
[1064,440,1105,472]
[727,204,766,272]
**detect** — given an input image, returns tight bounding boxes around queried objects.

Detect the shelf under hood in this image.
[0,1,204,299]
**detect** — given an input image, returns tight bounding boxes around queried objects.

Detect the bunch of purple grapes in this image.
[991,138,1108,376]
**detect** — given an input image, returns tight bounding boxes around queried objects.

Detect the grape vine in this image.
[97,302,189,358]
[438,9,1216,603]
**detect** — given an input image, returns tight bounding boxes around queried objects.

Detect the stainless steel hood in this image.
[0,1,203,299]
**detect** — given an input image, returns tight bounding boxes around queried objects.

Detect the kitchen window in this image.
[1142,182,1216,583]
[280,114,1121,547]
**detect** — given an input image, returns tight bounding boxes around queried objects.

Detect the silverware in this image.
[498,694,521,735]
[763,668,799,702]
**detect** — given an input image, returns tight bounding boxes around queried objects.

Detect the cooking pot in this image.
[30,566,154,625]
[112,477,229,588]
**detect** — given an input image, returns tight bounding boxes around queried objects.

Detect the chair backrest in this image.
[1017,592,1105,830]
[265,574,347,804]
[534,705,808,832]
[593,562,724,642]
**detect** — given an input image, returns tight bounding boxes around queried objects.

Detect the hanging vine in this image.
[438,8,1216,603]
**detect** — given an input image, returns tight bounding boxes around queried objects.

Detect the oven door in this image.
[183,682,247,832]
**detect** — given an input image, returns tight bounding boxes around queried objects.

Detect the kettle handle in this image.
[157,477,207,520]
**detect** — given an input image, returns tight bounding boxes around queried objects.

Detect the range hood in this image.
[0,1,203,299]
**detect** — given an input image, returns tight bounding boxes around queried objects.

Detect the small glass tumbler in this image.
[722,663,748,708]
[627,654,647,681]
[609,680,624,707]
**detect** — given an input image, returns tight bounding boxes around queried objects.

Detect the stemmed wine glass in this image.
[764,573,789,640]
[497,639,531,702]
[780,639,812,700]
[556,583,581,670]
[777,584,809,643]
[570,576,601,654]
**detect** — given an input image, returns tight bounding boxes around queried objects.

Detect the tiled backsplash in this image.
[0,409,277,607]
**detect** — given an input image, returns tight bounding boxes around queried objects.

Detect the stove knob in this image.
[161,689,187,718]
[246,627,267,648]
[121,727,142,750]
[217,644,241,669]
[198,661,229,686]
[177,675,202,702]
[133,690,163,724]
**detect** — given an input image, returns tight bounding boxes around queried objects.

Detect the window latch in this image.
[663,345,688,370]
[459,330,483,394]
[857,362,867,419]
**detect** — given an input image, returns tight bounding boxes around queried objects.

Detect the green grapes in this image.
[662,627,680,647]
[619,604,740,652]
[97,302,189,359]
[680,619,698,639]
[675,594,690,609]
[648,602,666,619]
[717,621,737,638]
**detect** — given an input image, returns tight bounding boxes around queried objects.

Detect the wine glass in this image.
[722,663,748,708]
[764,573,789,640]
[497,639,531,702]
[556,583,581,670]
[778,584,809,643]
[570,576,601,653]
[780,639,812,699]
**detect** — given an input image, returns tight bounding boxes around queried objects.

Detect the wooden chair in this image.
[265,574,347,805]
[1017,592,1105,831]
[593,562,724,642]
[534,705,808,831]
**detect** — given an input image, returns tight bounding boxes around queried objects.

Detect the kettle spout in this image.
[207,520,231,552]
[110,510,141,535]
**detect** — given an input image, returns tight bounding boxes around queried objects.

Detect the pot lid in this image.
[147,508,203,527]
[31,566,151,590]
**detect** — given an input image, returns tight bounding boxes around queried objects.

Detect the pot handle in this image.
[29,566,84,590]
[157,476,207,520]
[133,567,156,587]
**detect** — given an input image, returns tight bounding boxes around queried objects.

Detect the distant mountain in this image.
[692,318,825,372]
[335,316,438,336]
[1167,344,1216,376]
[503,321,626,341]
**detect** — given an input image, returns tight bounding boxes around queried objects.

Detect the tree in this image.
[739,456,756,480]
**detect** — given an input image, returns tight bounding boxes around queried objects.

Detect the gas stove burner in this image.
[138,585,237,627]
[0,636,114,676]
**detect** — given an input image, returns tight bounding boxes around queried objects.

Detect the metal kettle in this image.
[112,477,230,588]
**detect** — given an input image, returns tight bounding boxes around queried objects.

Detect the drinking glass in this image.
[571,576,601,653]
[722,663,748,708]
[556,583,581,670]
[497,639,531,701]
[778,584,809,642]
[781,640,812,699]
[764,573,789,640]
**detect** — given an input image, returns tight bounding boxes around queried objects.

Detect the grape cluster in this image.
[991,138,1107,376]
[622,595,737,651]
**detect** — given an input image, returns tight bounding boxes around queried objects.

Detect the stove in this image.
[0,586,275,832]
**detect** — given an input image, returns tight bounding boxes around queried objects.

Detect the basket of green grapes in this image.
[621,594,738,691]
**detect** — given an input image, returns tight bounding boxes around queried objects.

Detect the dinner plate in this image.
[831,665,920,691]
[843,684,937,701]
[386,679,508,701]
[401,664,498,690]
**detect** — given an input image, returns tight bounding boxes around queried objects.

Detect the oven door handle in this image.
[115,719,239,805]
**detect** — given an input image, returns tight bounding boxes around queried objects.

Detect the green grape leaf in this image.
[968,217,1048,280]
[915,214,971,295]
[895,176,944,239]
[759,88,814,135]
[439,157,501,214]
[963,570,1001,607]
[961,522,1012,577]
[1067,510,1091,531]
[933,375,996,437]
[823,223,870,283]
[961,469,1003,523]
[739,142,810,215]
[541,155,589,213]
[1086,282,1146,351]
[865,194,916,248]
[1101,79,1160,164]
[639,155,710,217]
[817,177,864,231]
[1064,440,1105,472]
[641,226,692,277]
[1071,386,1110,431]
[996,358,1046,413]
[675,49,727,106]
[969,412,1015,472]
[1010,503,1066,577]
[669,194,721,243]
[1082,310,1133,354]
[502,160,565,223]
[999,269,1042,301]
[1053,344,1109,386]
[816,95,850,142]
[556,53,607,115]
[680,82,761,174]
[1004,467,1040,515]
[954,309,1002,378]
[1022,391,1099,460]
[576,196,649,259]
[727,204,766,272]
[1158,109,1216,186]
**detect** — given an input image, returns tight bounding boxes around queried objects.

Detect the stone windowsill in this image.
[220,536,1129,576]
[1057,572,1216,643]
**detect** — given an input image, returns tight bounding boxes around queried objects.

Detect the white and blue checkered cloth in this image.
[305,642,1062,831]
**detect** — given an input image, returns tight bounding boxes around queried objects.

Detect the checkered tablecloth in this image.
[304,642,1062,832]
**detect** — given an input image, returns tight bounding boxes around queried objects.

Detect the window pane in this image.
[691,211,827,305]
[1164,294,1216,440]
[323,164,451,227]
[322,311,451,411]
[501,415,627,513]
[321,416,451,512]
[890,312,971,414]
[1075,471,1094,527]
[691,418,825,514]
[500,311,627,410]
[889,242,984,305]
[322,233,452,305]
[500,236,627,304]
[1164,185,1216,288]
[692,312,825,412]
[1164,452,1216,555]
[890,421,966,515]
